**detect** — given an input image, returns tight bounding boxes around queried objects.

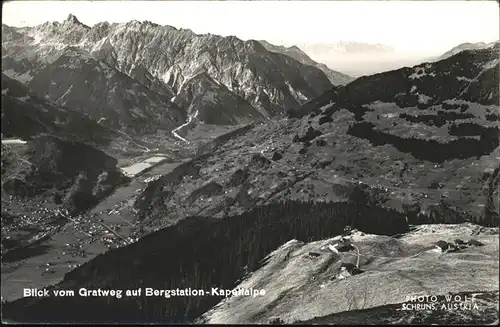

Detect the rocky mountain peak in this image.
[124,19,143,28]
[58,14,90,35]
[142,20,159,27]
[65,14,82,25]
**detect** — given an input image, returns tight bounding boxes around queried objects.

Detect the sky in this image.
[2,0,499,55]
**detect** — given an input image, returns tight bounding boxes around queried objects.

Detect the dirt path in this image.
[172,110,199,143]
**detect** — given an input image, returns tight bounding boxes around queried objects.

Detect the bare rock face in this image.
[271,151,283,161]
[228,168,250,188]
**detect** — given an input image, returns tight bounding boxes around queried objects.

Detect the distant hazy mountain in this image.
[258,40,354,85]
[290,41,430,77]
[433,41,500,61]
[298,41,396,55]
[2,15,333,130]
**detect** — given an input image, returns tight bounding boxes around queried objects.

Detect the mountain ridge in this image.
[258,40,353,85]
[433,41,500,62]
[2,15,335,129]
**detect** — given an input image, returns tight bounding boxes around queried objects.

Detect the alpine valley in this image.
[1,14,499,325]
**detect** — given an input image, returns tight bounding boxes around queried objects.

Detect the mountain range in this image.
[2,15,343,130]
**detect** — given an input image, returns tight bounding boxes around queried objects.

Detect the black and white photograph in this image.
[1,0,499,324]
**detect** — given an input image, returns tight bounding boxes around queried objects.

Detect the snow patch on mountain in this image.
[285,81,308,102]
